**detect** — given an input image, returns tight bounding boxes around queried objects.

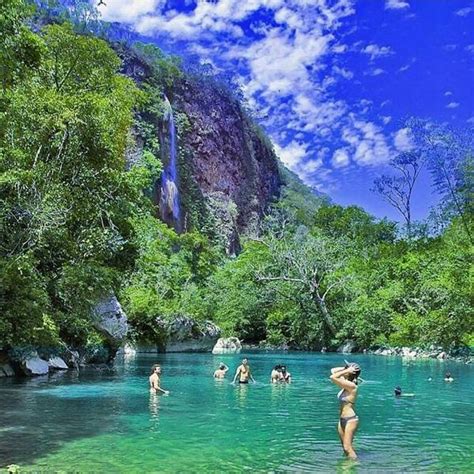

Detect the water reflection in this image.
[149,393,161,427]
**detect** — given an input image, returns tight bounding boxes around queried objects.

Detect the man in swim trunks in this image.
[232,358,255,384]
[149,364,170,395]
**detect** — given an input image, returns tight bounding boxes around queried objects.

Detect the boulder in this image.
[20,352,49,376]
[338,340,357,354]
[162,316,221,353]
[0,362,15,377]
[212,337,242,354]
[437,352,447,360]
[93,295,128,347]
[48,356,69,370]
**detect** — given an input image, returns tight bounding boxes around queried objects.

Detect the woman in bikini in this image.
[330,362,361,460]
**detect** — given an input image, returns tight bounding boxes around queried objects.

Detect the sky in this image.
[94,0,474,222]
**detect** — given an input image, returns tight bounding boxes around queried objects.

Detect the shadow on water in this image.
[0,368,148,468]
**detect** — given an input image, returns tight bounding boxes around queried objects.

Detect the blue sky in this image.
[96,0,474,221]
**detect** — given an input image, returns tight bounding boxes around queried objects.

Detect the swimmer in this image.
[149,364,169,395]
[444,372,454,382]
[232,358,255,384]
[394,386,415,397]
[330,362,361,460]
[271,365,282,383]
[280,365,291,383]
[214,362,229,379]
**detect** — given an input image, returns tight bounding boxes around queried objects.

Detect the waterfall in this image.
[159,96,181,230]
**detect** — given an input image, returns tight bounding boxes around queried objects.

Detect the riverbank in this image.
[368,345,473,364]
[241,342,473,364]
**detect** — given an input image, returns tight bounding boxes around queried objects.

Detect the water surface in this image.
[0,353,472,472]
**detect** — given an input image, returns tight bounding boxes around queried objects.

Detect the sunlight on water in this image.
[0,353,473,472]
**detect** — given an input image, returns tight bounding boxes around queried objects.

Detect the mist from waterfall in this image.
[159,96,180,230]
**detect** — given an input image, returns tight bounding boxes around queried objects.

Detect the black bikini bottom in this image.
[340,415,359,430]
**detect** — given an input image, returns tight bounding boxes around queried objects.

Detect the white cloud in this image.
[333,65,354,79]
[465,45,474,54]
[444,91,453,96]
[394,128,414,151]
[382,116,392,125]
[362,44,393,60]
[332,148,350,168]
[342,119,392,166]
[456,7,474,17]
[368,68,386,76]
[446,102,460,109]
[385,0,410,10]
[273,141,308,170]
[98,0,163,24]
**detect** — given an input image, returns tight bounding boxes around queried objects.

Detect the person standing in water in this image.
[214,363,229,379]
[330,362,361,460]
[149,364,169,395]
[280,365,291,383]
[271,364,282,383]
[232,358,255,384]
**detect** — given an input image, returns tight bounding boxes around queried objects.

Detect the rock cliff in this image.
[118,45,282,250]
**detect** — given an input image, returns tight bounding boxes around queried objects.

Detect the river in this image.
[0,352,472,472]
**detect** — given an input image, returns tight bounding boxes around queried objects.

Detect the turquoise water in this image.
[0,353,473,472]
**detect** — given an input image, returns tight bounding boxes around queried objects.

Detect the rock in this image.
[93,295,128,347]
[0,362,15,377]
[212,337,242,354]
[437,352,447,360]
[0,351,15,377]
[124,343,137,356]
[162,316,221,353]
[338,340,357,354]
[48,356,69,370]
[21,352,49,376]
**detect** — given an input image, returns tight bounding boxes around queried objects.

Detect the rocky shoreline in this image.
[368,346,472,364]
[240,342,473,364]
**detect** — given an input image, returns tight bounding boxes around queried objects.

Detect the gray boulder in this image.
[212,337,242,354]
[48,356,69,370]
[93,295,128,347]
[163,316,221,353]
[20,352,49,376]
[0,362,15,377]
[338,340,357,354]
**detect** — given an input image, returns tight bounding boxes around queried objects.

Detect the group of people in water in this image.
[149,359,456,461]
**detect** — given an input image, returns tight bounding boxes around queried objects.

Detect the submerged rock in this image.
[212,337,242,354]
[93,295,128,347]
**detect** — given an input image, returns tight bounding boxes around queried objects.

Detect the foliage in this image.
[0,2,471,354]
[0,8,148,348]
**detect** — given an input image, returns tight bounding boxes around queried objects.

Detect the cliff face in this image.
[119,46,281,249]
[174,76,281,236]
